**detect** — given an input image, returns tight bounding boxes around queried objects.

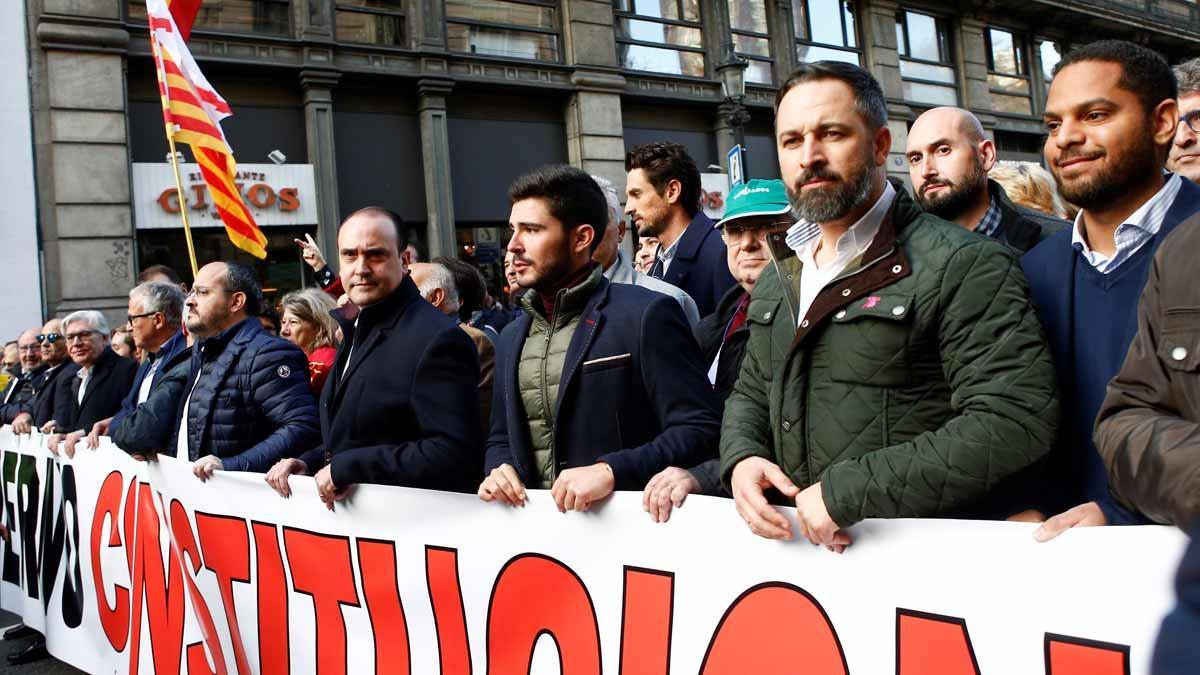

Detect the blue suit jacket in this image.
[485,277,722,490]
[109,330,189,436]
[1021,177,1200,520]
[651,211,737,318]
[1154,525,1200,674]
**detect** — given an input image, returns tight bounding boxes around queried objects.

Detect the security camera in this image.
[268,149,287,165]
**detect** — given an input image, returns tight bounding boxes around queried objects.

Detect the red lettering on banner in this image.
[618,567,674,675]
[486,553,601,675]
[169,500,228,675]
[358,538,411,675]
[283,528,360,675]
[425,546,473,675]
[1044,634,1130,675]
[896,609,981,675]
[125,484,185,675]
[89,471,129,651]
[253,522,289,675]
[195,513,253,675]
[278,187,300,211]
[700,582,848,675]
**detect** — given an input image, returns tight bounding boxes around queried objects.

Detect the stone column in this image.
[299,0,335,41]
[418,78,457,260]
[566,71,627,190]
[859,0,912,184]
[563,0,619,67]
[301,70,342,261]
[958,17,993,116]
[32,17,135,323]
[413,0,449,50]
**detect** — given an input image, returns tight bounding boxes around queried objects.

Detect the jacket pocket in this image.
[826,293,913,386]
[582,353,632,374]
[1160,307,1200,372]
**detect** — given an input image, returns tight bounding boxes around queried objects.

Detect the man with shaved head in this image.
[907,106,1067,252]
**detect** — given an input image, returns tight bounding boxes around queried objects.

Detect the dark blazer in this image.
[110,330,189,437]
[25,362,77,427]
[53,348,138,434]
[1153,525,1200,674]
[299,276,483,492]
[0,364,44,424]
[485,277,722,490]
[650,211,737,317]
[172,317,320,471]
[111,358,191,456]
[990,179,1069,253]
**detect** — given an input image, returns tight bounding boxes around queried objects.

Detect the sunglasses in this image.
[36,333,61,344]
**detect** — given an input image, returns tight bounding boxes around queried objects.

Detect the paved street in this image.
[0,612,82,674]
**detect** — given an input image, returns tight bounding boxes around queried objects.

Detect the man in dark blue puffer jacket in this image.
[173,261,320,478]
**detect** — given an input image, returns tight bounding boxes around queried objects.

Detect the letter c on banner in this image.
[700,582,848,675]
[89,471,129,651]
[486,553,601,675]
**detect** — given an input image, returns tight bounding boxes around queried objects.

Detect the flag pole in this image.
[150,27,199,278]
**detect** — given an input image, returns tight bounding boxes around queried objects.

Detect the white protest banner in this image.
[0,427,1187,674]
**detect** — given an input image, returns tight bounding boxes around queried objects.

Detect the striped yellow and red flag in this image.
[147,0,268,259]
[166,0,201,39]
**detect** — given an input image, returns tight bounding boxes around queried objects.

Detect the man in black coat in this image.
[46,311,137,454]
[0,329,43,423]
[626,142,737,316]
[10,319,74,435]
[479,165,721,513]
[172,262,319,479]
[265,207,482,508]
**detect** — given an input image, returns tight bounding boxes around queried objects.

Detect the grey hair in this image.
[591,174,622,227]
[416,263,461,314]
[1174,57,1200,95]
[130,281,184,327]
[62,310,109,336]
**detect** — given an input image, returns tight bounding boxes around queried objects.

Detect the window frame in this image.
[613,0,709,79]
[125,0,294,38]
[728,0,775,85]
[792,0,862,64]
[895,8,958,107]
[334,1,408,47]
[984,25,1035,116]
[444,0,564,63]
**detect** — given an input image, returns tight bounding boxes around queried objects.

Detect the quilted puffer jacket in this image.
[719,186,1059,527]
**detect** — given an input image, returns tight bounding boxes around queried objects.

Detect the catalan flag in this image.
[166,0,201,39]
[147,0,268,259]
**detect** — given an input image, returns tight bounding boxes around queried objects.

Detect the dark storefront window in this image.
[986,27,1033,115]
[792,0,860,65]
[127,0,291,36]
[895,9,957,107]
[446,0,561,61]
[728,0,773,85]
[336,0,406,46]
[613,0,706,78]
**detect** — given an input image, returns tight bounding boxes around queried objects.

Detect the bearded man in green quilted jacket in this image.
[720,61,1060,552]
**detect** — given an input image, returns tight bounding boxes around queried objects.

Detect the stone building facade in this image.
[17,0,1200,320]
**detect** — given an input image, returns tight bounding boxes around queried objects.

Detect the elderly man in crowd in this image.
[46,311,137,454]
[10,320,72,435]
[0,330,43,423]
[721,61,1058,551]
[176,262,319,479]
[1168,57,1200,185]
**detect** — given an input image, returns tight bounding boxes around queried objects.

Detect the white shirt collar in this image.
[1070,173,1181,270]
[795,181,896,265]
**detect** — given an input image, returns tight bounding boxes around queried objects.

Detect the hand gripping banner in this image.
[0,427,1187,674]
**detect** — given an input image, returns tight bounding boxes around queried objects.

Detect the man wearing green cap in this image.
[642,178,792,523]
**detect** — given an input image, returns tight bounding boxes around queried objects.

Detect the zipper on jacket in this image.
[542,287,567,482]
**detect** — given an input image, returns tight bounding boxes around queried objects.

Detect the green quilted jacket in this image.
[719,186,1060,527]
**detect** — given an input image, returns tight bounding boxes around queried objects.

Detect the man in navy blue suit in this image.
[480,165,721,512]
[625,142,737,317]
[1021,40,1200,540]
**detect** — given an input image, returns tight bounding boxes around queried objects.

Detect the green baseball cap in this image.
[715,179,792,228]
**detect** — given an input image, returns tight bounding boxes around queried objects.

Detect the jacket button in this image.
[764,311,772,320]
[892,264,903,273]
[892,305,906,316]
[841,288,851,297]
[800,319,809,328]
[835,310,846,319]
[1172,346,1188,361]
[782,420,792,431]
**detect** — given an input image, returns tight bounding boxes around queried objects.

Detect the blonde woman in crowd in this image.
[279,288,340,394]
[989,161,1077,221]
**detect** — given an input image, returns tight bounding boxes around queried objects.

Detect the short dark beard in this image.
[916,156,988,221]
[525,235,581,294]
[787,157,875,224]
[1052,128,1162,210]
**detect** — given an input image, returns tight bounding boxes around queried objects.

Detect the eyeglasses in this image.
[36,333,61,344]
[127,311,158,327]
[186,286,231,299]
[1180,110,1200,134]
[720,220,793,244]
[64,330,96,343]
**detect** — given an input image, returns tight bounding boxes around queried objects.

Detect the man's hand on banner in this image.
[86,418,112,450]
[478,464,527,506]
[795,482,852,553]
[40,419,57,435]
[265,458,308,498]
[551,463,615,513]
[314,464,350,511]
[45,432,63,456]
[730,456,800,540]
[295,234,326,272]
[11,412,32,435]
[62,430,87,459]
[643,466,700,523]
[193,455,224,481]
[1033,501,1107,542]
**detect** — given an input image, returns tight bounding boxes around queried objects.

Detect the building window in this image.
[792,0,860,65]
[729,0,773,85]
[895,9,957,106]
[336,1,406,46]
[1037,38,1063,85]
[127,0,291,37]
[985,27,1032,115]
[613,0,706,78]
[446,0,561,61]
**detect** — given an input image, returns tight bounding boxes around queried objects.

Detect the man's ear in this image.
[429,287,446,310]
[979,138,998,172]
[575,224,596,255]
[229,291,248,315]
[664,179,683,205]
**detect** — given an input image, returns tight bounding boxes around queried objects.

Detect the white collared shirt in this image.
[655,236,681,276]
[137,359,160,405]
[790,182,897,325]
[176,366,203,460]
[76,366,91,405]
[1071,173,1182,274]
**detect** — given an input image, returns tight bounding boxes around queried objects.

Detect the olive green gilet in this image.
[517,265,603,488]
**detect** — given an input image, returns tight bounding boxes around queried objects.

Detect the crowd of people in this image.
[1,38,1198,672]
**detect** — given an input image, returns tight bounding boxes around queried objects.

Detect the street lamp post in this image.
[716,43,751,175]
